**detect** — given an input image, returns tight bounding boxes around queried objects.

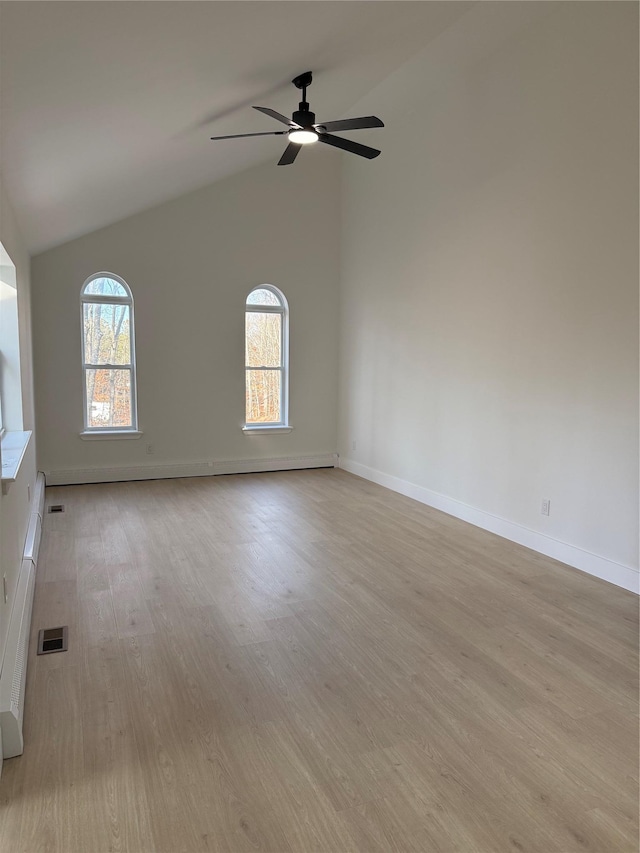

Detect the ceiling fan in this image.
[210,71,384,165]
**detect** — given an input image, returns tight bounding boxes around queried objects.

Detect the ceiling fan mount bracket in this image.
[292,71,313,91]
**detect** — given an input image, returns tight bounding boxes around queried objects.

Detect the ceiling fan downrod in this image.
[292,71,315,128]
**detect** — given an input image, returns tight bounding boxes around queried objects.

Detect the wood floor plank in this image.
[77,644,155,853]
[10,665,85,851]
[1,468,637,852]
[108,563,156,639]
[37,527,77,584]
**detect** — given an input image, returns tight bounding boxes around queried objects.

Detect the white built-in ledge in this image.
[1,430,32,494]
[242,425,293,435]
[80,430,143,441]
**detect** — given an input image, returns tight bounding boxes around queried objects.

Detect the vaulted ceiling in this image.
[0,1,473,254]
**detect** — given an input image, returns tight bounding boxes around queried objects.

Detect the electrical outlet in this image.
[541,498,550,516]
[146,444,155,455]
[352,440,357,451]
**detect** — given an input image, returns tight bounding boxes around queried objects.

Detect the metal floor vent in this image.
[48,505,65,513]
[37,626,68,655]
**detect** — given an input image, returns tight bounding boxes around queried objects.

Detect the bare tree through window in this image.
[81,275,137,430]
[245,287,288,425]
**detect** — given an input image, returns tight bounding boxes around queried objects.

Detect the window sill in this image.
[1,430,32,495]
[80,430,143,441]
[242,425,293,435]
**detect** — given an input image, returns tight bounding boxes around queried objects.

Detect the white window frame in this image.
[244,284,289,429]
[0,240,21,437]
[0,240,33,494]
[80,272,139,434]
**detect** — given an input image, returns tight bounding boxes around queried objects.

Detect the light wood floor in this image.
[1,469,638,852]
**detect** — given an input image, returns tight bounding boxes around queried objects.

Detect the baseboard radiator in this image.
[45,452,338,485]
[0,471,45,764]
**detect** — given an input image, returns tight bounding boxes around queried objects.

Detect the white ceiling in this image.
[0,1,473,254]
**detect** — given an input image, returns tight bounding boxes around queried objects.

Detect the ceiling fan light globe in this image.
[289,129,318,145]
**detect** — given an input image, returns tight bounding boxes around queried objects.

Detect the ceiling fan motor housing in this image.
[293,109,316,129]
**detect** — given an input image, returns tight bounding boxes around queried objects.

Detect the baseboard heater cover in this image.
[0,471,45,764]
[23,509,42,565]
[45,453,338,486]
[0,559,36,759]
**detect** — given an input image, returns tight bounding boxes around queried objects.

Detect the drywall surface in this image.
[32,153,341,479]
[339,3,639,577]
[0,181,37,672]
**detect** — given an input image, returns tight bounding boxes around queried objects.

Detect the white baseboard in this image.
[45,454,337,486]
[339,458,639,594]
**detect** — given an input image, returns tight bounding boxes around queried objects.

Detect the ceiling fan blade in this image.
[317,133,380,159]
[210,131,288,141]
[316,116,384,133]
[278,142,302,166]
[253,106,299,127]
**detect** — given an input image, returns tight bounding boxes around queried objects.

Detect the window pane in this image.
[246,288,280,307]
[85,369,132,428]
[83,277,128,297]
[245,312,281,367]
[83,303,131,364]
[246,369,281,423]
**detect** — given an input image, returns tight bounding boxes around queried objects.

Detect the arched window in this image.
[245,285,288,426]
[81,273,138,431]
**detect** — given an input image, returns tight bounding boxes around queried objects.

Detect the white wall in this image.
[32,152,341,481]
[0,179,38,670]
[339,2,639,588]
